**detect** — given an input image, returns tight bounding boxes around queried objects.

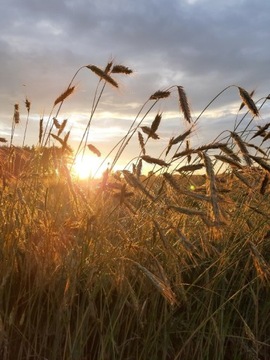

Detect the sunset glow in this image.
[73,154,109,179]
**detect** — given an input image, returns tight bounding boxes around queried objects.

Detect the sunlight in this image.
[73,154,109,179]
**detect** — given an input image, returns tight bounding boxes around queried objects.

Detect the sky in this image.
[1,0,270,173]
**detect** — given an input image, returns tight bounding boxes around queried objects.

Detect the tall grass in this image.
[0,61,270,359]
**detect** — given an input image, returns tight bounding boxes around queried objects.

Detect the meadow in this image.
[0,61,270,359]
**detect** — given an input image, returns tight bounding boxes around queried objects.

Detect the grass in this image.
[0,60,270,359]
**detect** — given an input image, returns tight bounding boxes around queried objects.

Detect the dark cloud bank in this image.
[1,0,269,160]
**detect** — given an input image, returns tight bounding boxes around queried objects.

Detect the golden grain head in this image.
[250,155,270,173]
[14,103,20,124]
[122,170,154,200]
[173,148,195,159]
[165,138,174,157]
[149,90,170,100]
[87,144,101,157]
[163,172,180,191]
[219,144,241,162]
[177,86,192,123]
[238,87,259,117]
[104,61,113,74]
[87,65,118,88]
[150,112,162,134]
[111,65,133,75]
[54,86,75,107]
[176,163,204,173]
[260,172,269,195]
[231,131,252,166]
[244,142,267,157]
[233,169,252,188]
[200,152,215,182]
[214,154,242,169]
[53,118,61,129]
[168,205,206,217]
[249,241,270,282]
[186,140,192,164]
[39,118,43,144]
[140,126,160,140]
[25,98,31,112]
[136,158,143,178]
[262,131,270,143]
[171,127,193,145]
[239,89,255,111]
[137,131,146,155]
[58,119,68,137]
[141,155,168,167]
[251,123,270,139]
[204,142,227,151]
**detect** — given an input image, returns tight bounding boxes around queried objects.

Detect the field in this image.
[0,62,270,359]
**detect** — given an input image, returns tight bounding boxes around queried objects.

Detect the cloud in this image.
[0,0,269,162]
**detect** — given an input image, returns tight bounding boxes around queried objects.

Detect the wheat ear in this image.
[238,87,259,117]
[54,86,75,107]
[87,65,118,88]
[177,86,192,123]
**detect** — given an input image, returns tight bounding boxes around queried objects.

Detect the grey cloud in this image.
[0,0,269,153]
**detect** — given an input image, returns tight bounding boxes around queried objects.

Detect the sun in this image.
[73,154,109,179]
